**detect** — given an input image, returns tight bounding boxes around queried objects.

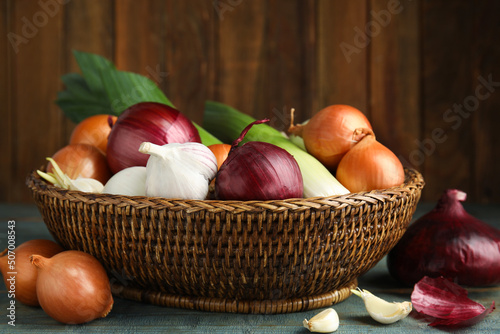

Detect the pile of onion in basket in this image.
[35,53,407,201]
[6,51,498,328]
[36,101,407,201]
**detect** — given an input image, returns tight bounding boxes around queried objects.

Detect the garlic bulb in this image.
[37,158,103,193]
[351,288,412,324]
[303,308,339,333]
[139,142,218,200]
[102,166,147,196]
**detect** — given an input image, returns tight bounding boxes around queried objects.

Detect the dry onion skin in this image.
[288,104,372,170]
[0,239,64,306]
[106,102,201,174]
[388,189,500,287]
[215,120,303,200]
[47,143,112,185]
[336,129,405,192]
[69,114,117,155]
[208,143,232,170]
[31,250,113,324]
[411,276,495,327]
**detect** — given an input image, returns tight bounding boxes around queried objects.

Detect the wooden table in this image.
[1,202,499,333]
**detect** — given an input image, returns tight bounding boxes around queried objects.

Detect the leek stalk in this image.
[203,101,349,197]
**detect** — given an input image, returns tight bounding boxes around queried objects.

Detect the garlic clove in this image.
[69,177,104,193]
[102,166,147,196]
[351,288,412,324]
[303,308,339,333]
[38,158,104,193]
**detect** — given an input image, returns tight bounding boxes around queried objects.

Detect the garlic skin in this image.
[102,166,147,196]
[70,177,104,193]
[351,288,412,324]
[303,308,339,333]
[139,142,218,200]
[37,158,103,193]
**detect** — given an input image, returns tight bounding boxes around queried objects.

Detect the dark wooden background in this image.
[2,0,499,203]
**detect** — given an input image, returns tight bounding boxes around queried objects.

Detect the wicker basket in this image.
[26,168,424,314]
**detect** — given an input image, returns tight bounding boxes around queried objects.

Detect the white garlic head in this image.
[139,142,218,200]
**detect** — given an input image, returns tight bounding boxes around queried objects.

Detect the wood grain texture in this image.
[472,1,500,203]
[262,0,307,131]
[216,0,268,120]
[163,0,215,124]
[115,0,164,86]
[62,0,115,140]
[317,0,368,113]
[10,0,65,202]
[2,0,500,203]
[369,0,420,165]
[0,0,13,202]
[421,0,475,201]
[64,0,114,73]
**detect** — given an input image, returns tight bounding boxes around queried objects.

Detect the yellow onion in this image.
[0,239,64,306]
[47,143,112,185]
[208,143,232,170]
[288,104,372,170]
[336,129,404,192]
[31,250,113,324]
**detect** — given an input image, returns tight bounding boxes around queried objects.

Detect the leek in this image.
[57,51,222,146]
[203,101,350,197]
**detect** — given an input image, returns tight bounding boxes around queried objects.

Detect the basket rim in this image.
[26,167,424,210]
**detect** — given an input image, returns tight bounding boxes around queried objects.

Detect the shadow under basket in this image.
[26,168,424,314]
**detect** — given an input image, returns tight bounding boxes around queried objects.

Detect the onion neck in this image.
[232,119,270,149]
[352,128,375,143]
[434,189,468,216]
[30,254,48,270]
[287,108,304,137]
[288,123,304,137]
[107,115,115,129]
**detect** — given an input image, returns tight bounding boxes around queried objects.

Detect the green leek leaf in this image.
[101,70,173,114]
[56,73,113,123]
[56,50,221,145]
[73,50,114,97]
[203,100,349,197]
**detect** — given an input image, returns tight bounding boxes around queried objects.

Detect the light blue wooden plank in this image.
[0,203,499,333]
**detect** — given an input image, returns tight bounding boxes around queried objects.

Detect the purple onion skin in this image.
[387,189,500,287]
[107,102,201,173]
[215,141,303,201]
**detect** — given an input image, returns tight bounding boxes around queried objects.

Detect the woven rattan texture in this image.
[26,168,424,314]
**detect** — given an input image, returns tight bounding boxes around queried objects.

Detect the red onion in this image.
[215,120,303,200]
[411,276,495,327]
[387,189,500,287]
[107,102,201,173]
